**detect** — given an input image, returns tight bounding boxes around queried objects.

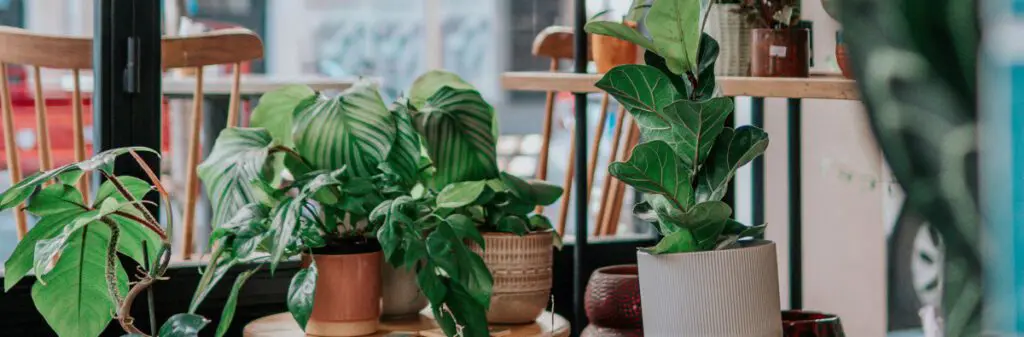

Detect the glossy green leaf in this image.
[26,184,84,216]
[93,176,153,207]
[415,86,499,187]
[433,281,490,337]
[695,126,770,202]
[584,21,658,53]
[216,268,258,337]
[608,141,694,210]
[292,80,395,177]
[690,33,720,100]
[498,172,563,206]
[109,214,163,267]
[529,215,563,250]
[4,209,87,291]
[652,199,732,230]
[31,224,129,337]
[270,197,304,272]
[198,128,276,229]
[158,313,210,337]
[446,213,485,249]
[288,260,318,330]
[436,181,493,208]
[409,70,476,110]
[693,220,727,250]
[250,84,317,147]
[595,64,682,116]
[495,215,529,235]
[645,0,702,74]
[635,98,732,178]
[425,228,460,280]
[417,263,447,304]
[381,99,424,188]
[645,229,698,254]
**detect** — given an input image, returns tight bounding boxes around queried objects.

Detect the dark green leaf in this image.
[651,198,732,230]
[695,126,769,202]
[249,84,317,147]
[608,141,694,210]
[4,208,87,291]
[644,229,697,254]
[594,64,681,116]
[93,176,153,207]
[198,128,276,229]
[288,260,318,330]
[447,214,485,249]
[380,99,424,188]
[26,184,84,216]
[417,263,447,304]
[645,0,702,74]
[416,87,499,187]
[643,50,689,94]
[499,172,563,206]
[693,220,727,250]
[214,268,258,337]
[158,313,210,337]
[189,251,239,313]
[433,281,490,337]
[409,70,476,110]
[635,98,733,178]
[425,228,460,280]
[495,215,529,235]
[691,33,720,100]
[436,181,494,208]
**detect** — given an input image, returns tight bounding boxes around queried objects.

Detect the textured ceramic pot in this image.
[705,3,754,76]
[592,21,639,73]
[751,28,810,77]
[381,263,428,318]
[584,265,642,329]
[306,241,382,337]
[782,310,846,337]
[636,240,782,337]
[469,231,553,324]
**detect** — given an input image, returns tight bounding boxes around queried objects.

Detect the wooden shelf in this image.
[502,71,859,100]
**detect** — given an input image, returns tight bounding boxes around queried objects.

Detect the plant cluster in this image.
[585,0,769,254]
[733,0,801,29]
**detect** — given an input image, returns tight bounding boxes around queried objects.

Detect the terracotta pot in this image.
[751,28,810,78]
[469,231,553,324]
[584,265,642,329]
[306,241,383,337]
[636,240,782,337]
[381,263,428,318]
[592,21,639,73]
[705,4,754,76]
[835,31,853,79]
[782,310,846,337]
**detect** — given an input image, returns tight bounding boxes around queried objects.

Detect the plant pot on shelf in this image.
[835,31,853,79]
[469,231,553,324]
[636,240,782,337]
[706,3,755,76]
[306,239,383,337]
[782,310,846,337]
[751,28,810,77]
[592,21,639,73]
[381,263,428,319]
[582,264,643,337]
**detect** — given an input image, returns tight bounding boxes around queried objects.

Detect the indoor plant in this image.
[586,0,781,336]
[589,0,646,73]
[705,0,755,76]
[0,148,214,337]
[736,0,808,77]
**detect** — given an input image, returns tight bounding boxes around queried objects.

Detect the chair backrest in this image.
[531,26,593,61]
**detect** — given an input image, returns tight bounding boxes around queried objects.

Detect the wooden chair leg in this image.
[535,58,558,214]
[595,107,627,236]
[0,63,26,239]
[555,127,577,235]
[605,123,641,236]
[181,67,205,260]
[71,69,90,203]
[32,66,53,173]
[226,62,242,128]
[584,94,611,204]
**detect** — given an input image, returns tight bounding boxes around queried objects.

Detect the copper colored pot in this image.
[592,21,639,73]
[468,231,553,324]
[835,31,853,79]
[584,265,642,329]
[306,244,383,337]
[751,28,810,77]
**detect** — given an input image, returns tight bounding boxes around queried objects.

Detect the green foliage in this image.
[158,313,210,337]
[591,2,768,254]
[415,86,499,188]
[214,267,259,337]
[287,260,318,330]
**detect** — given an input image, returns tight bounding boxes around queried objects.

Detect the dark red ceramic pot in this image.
[584,265,642,330]
[581,325,643,337]
[782,310,846,337]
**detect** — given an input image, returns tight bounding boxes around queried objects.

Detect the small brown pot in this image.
[306,242,383,337]
[751,28,810,78]
[469,231,553,324]
[592,21,639,73]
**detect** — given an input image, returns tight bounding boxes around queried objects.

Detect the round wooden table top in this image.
[243,311,570,337]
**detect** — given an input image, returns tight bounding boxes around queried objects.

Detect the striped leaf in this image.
[380,99,423,188]
[415,86,499,188]
[409,70,475,110]
[292,81,396,178]
[198,128,276,228]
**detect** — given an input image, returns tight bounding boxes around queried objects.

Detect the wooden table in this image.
[501,71,859,100]
[243,311,570,337]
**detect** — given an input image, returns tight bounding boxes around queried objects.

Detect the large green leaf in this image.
[633,98,733,177]
[695,126,769,202]
[690,33,720,100]
[250,85,317,146]
[198,128,277,228]
[269,197,304,273]
[292,81,396,177]
[417,263,447,304]
[158,313,210,337]
[409,70,476,110]
[25,184,84,217]
[650,198,732,230]
[583,21,658,53]
[436,181,494,208]
[93,176,153,207]
[381,100,424,188]
[595,64,682,115]
[498,172,563,206]
[446,213,485,249]
[433,281,490,337]
[415,86,499,187]
[608,141,694,210]
[4,208,87,291]
[31,224,129,337]
[644,229,697,254]
[288,260,318,330]
[645,0,702,74]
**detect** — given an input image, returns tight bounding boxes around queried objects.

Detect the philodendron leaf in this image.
[634,98,733,178]
[447,213,485,249]
[93,176,153,207]
[436,181,494,208]
[498,172,564,206]
[608,140,694,210]
[158,313,210,337]
[644,229,698,254]
[416,86,499,187]
[645,0,702,74]
[292,80,396,177]
[215,268,259,337]
[529,215,563,250]
[496,215,530,236]
[584,21,659,53]
[695,126,770,202]
[690,33,720,100]
[198,127,276,229]
[26,183,84,216]
[381,99,424,188]
[288,260,318,330]
[595,64,682,116]
[31,224,129,337]
[417,263,447,304]
[4,208,87,291]
[249,84,317,147]
[434,281,490,337]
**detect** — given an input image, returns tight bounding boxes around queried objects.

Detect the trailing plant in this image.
[0,148,211,337]
[733,0,800,29]
[585,0,769,254]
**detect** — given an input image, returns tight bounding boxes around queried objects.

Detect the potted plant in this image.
[588,0,647,73]
[0,148,215,336]
[705,0,756,76]
[586,0,781,336]
[736,0,808,77]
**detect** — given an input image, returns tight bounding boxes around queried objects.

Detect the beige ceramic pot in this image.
[381,263,428,318]
[469,231,553,324]
[306,246,382,337]
[636,240,782,337]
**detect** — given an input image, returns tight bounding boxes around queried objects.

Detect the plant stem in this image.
[99,170,164,238]
[188,244,225,313]
[116,241,171,337]
[142,240,157,333]
[128,150,176,243]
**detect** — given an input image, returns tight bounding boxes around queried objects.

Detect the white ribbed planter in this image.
[636,240,782,337]
[705,3,754,76]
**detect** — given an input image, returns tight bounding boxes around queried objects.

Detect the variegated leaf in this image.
[415,87,499,188]
[198,128,276,228]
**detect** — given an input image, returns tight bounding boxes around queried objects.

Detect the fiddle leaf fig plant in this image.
[587,0,769,254]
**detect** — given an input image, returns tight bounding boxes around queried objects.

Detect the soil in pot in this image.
[751,28,810,77]
[468,231,554,324]
[307,237,383,337]
[592,21,639,73]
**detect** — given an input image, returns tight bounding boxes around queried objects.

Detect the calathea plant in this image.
[0,148,211,337]
[585,0,769,254]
